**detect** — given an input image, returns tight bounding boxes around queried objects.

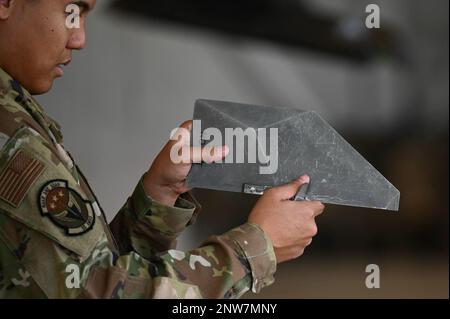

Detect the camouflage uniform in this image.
[0,67,276,299]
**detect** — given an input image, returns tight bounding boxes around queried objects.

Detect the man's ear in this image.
[0,0,14,20]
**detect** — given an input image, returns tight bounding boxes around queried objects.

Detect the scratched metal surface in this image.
[187,99,400,211]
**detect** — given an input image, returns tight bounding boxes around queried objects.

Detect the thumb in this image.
[273,175,310,200]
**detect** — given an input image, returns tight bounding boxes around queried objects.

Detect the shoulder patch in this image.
[38,180,95,236]
[0,149,45,207]
[0,125,104,259]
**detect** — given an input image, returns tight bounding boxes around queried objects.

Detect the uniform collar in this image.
[0,66,40,110]
[0,66,64,144]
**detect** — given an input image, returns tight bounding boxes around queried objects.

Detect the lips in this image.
[59,59,72,68]
[55,59,71,77]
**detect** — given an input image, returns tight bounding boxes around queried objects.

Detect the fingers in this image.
[310,201,325,217]
[262,175,325,218]
[171,145,229,165]
[201,145,229,163]
[271,175,310,200]
[169,120,230,164]
[190,145,229,164]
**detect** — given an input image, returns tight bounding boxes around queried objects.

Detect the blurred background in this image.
[37,0,448,298]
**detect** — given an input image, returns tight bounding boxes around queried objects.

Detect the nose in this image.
[67,28,86,50]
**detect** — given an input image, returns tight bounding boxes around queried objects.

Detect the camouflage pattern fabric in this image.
[0,67,277,299]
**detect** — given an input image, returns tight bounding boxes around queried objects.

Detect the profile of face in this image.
[0,0,96,94]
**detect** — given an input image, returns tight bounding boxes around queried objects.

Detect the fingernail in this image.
[298,175,310,183]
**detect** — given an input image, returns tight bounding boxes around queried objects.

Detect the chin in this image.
[27,79,55,95]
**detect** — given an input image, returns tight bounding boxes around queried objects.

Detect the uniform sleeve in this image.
[108,178,277,296]
[0,207,276,298]
[109,176,201,259]
[0,228,47,299]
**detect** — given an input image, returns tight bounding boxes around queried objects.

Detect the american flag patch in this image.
[0,149,45,207]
